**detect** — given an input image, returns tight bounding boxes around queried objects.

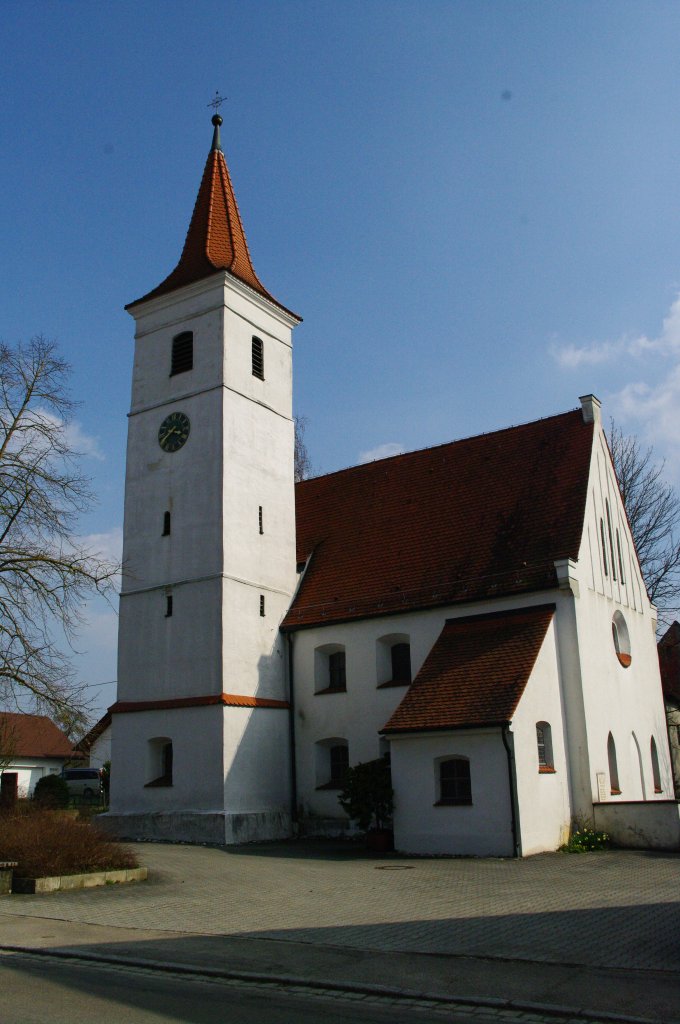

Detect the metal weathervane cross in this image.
[208,92,228,112]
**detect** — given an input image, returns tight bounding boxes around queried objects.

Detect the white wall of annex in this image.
[390,729,514,856]
[223,706,291,813]
[89,728,112,770]
[222,578,290,701]
[512,619,572,854]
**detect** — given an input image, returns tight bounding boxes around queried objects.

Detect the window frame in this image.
[435,756,472,806]
[170,331,193,377]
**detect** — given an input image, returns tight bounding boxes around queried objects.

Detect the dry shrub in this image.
[0,808,138,878]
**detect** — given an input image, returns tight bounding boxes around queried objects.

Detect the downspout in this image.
[287,633,299,830]
[502,722,522,858]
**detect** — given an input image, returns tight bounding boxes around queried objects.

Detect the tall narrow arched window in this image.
[252,336,264,380]
[171,331,193,376]
[651,737,662,793]
[607,733,620,794]
[616,529,625,584]
[600,519,609,577]
[606,500,617,580]
[536,722,554,771]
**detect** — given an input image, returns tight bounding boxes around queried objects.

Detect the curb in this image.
[0,943,670,1024]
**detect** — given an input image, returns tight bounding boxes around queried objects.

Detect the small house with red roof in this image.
[0,712,76,801]
[103,116,677,855]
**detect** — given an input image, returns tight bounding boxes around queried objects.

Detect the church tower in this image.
[107,115,301,843]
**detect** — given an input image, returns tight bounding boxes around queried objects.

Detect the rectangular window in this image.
[259,505,263,535]
[391,643,412,683]
[165,594,173,617]
[162,511,171,536]
[260,594,265,617]
[438,758,472,805]
[252,336,264,380]
[171,332,193,376]
[329,744,349,787]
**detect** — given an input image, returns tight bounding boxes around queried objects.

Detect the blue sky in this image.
[4,0,680,720]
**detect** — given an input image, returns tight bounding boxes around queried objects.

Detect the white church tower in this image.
[107,114,301,843]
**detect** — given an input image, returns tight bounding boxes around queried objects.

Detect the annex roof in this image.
[382,604,555,734]
[283,409,593,630]
[0,712,75,759]
[126,116,299,319]
[658,620,680,702]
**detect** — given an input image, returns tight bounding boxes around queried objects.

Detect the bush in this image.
[560,824,611,853]
[0,808,138,878]
[33,774,70,809]
[338,756,393,832]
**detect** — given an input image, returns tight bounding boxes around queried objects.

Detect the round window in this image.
[612,611,631,668]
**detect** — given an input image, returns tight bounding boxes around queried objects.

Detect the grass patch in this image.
[0,807,138,879]
[560,825,611,853]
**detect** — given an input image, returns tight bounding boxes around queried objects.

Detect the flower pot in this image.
[366,828,394,852]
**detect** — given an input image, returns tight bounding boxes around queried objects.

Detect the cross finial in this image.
[208,91,227,112]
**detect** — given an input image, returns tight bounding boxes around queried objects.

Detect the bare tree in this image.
[608,421,680,622]
[294,415,313,482]
[0,337,117,719]
[0,714,17,773]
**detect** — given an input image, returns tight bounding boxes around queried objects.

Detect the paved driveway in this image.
[1,841,678,972]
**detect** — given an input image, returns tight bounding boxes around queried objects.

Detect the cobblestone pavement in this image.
[1,842,678,972]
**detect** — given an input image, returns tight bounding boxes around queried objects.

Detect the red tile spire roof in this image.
[126,115,299,318]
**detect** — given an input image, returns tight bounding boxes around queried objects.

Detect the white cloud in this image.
[551,293,680,369]
[63,419,105,461]
[609,367,680,485]
[78,526,123,565]
[358,442,405,464]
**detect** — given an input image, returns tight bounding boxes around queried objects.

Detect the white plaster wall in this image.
[390,729,514,856]
[118,578,222,701]
[222,706,291,813]
[512,619,572,854]
[0,759,62,798]
[89,728,112,770]
[109,707,225,813]
[593,800,680,849]
[222,579,289,700]
[574,424,673,804]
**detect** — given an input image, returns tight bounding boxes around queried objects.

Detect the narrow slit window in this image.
[616,530,625,583]
[607,732,620,794]
[260,594,265,617]
[258,506,263,535]
[162,511,171,536]
[606,500,617,580]
[171,331,193,376]
[165,594,173,618]
[600,519,609,577]
[252,336,264,380]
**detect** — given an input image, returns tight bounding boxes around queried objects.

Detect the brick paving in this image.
[0,841,678,972]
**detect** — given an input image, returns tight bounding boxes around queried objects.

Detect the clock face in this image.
[158,411,190,453]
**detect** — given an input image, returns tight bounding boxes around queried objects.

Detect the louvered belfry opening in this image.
[252,336,264,379]
[171,331,193,376]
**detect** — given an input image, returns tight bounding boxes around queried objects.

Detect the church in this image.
[103,116,678,856]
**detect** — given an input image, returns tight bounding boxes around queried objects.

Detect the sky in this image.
[4,0,680,722]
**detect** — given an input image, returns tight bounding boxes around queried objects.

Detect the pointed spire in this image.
[126,117,299,319]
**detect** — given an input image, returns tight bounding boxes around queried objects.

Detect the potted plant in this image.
[338,756,394,851]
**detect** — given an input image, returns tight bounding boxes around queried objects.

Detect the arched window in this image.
[252,336,264,380]
[376,633,411,687]
[171,331,193,376]
[605,500,617,580]
[314,645,347,693]
[536,722,554,771]
[600,519,609,577]
[651,737,662,794]
[315,739,348,789]
[437,757,472,806]
[607,733,620,795]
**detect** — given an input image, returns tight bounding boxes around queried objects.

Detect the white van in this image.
[61,767,103,802]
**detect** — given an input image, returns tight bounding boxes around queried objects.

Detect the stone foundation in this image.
[98,810,292,845]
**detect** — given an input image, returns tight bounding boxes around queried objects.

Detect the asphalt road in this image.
[0,950,598,1024]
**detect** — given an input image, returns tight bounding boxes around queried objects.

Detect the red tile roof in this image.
[0,712,75,759]
[283,409,593,629]
[383,604,555,733]
[127,124,299,319]
[658,621,680,702]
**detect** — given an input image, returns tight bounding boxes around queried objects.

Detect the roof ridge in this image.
[298,406,584,486]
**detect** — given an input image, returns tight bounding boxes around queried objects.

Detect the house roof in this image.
[658,621,680,702]
[126,116,300,320]
[76,711,112,753]
[283,409,593,630]
[0,712,75,759]
[382,604,555,734]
